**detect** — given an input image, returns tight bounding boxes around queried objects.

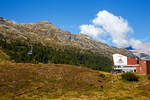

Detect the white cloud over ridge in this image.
[129,38,142,49]
[79,10,142,49]
[80,24,104,38]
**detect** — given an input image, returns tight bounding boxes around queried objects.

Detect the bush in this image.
[121,72,139,82]
[147,75,150,80]
[98,73,105,78]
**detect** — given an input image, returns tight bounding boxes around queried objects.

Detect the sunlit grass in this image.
[0,63,150,100]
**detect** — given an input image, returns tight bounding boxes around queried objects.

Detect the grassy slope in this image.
[0,48,10,63]
[0,63,150,100]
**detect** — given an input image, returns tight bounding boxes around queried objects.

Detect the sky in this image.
[0,0,150,48]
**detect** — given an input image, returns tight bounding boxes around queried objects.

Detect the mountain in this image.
[0,17,136,71]
[0,17,134,57]
[125,46,134,50]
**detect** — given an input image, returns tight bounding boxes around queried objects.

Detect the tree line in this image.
[0,36,113,72]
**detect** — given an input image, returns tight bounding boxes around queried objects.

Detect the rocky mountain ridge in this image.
[0,17,135,58]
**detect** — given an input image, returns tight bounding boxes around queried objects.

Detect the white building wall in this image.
[113,54,128,66]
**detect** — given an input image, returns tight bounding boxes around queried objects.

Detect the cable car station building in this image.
[113,54,150,75]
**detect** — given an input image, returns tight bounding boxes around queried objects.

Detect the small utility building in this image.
[113,53,150,75]
[113,54,138,73]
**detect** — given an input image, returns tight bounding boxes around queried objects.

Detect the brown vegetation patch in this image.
[0,63,104,99]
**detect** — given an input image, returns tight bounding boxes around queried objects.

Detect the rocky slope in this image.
[0,17,135,58]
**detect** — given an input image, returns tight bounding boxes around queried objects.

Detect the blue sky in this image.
[0,0,150,47]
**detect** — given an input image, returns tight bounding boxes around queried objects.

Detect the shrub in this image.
[98,73,105,78]
[147,75,150,80]
[121,72,139,82]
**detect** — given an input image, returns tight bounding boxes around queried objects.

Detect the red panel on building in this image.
[136,60,150,75]
[127,57,137,65]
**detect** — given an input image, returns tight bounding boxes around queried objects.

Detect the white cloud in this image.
[79,10,143,49]
[80,24,104,38]
[92,10,133,47]
[129,38,143,49]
